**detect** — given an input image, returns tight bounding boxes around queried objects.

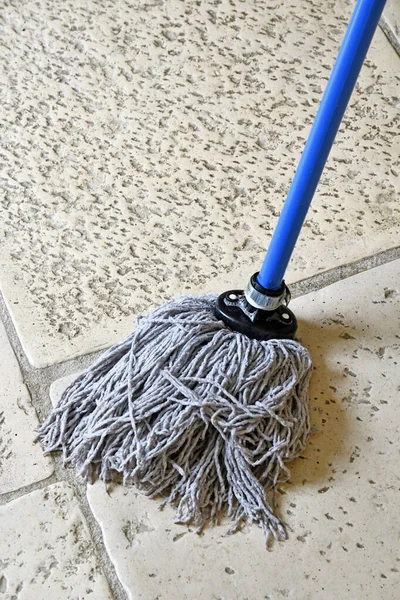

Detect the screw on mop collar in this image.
[245,273,291,311]
[214,274,297,341]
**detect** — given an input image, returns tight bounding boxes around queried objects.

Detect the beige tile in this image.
[0,482,112,599]
[1,0,399,367]
[50,260,400,599]
[0,320,53,495]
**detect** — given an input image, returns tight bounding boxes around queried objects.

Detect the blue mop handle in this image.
[257,0,387,291]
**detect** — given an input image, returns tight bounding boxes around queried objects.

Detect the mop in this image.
[36,0,387,542]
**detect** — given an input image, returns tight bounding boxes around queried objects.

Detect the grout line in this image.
[290,246,400,299]
[379,16,400,57]
[0,306,128,598]
[0,447,128,599]
[0,472,59,507]
[0,293,99,422]
[60,469,129,600]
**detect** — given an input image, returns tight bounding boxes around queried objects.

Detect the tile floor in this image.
[1,0,399,367]
[0,1,399,599]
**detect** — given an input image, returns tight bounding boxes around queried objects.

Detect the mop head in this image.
[36,294,312,542]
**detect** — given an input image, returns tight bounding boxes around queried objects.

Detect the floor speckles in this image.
[0,0,399,366]
[1,1,399,598]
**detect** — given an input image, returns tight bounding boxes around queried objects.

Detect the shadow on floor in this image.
[283,318,351,491]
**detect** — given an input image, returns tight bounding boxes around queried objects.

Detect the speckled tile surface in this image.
[47,259,400,600]
[1,0,399,367]
[0,482,113,599]
[0,320,53,495]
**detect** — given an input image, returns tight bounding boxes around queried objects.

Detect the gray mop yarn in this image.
[36,294,312,542]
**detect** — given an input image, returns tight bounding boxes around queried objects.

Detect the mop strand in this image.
[36,295,312,542]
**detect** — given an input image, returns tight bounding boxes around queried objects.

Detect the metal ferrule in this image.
[245,279,291,311]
